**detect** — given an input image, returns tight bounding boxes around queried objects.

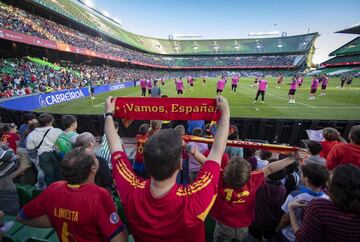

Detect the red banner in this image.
[0,28,57,49]
[115,97,221,121]
[183,135,300,154]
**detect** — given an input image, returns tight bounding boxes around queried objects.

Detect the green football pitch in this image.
[37,77,360,120]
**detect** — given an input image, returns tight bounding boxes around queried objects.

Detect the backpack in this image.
[55,132,77,158]
[0,145,17,179]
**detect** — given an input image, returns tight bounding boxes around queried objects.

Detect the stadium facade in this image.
[3,0,357,146]
[0,0,318,72]
[316,23,360,76]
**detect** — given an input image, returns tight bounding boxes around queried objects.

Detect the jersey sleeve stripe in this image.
[176,172,213,196]
[115,161,146,189]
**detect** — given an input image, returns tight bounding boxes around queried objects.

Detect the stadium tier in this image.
[321,24,360,70]
[0,1,317,70]
[322,54,360,66]
[1,2,360,242]
[29,0,317,55]
[329,37,360,56]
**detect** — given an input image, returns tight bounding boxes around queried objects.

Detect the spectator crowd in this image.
[0,100,359,241]
[0,2,300,68]
[0,57,293,98]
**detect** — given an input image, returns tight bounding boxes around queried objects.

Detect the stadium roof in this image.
[29,0,318,55]
[329,37,360,56]
[335,23,360,35]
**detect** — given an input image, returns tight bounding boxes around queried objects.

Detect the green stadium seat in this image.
[9,225,54,242]
[47,231,60,242]
[31,189,43,199]
[3,215,24,237]
[113,195,129,230]
[205,216,216,241]
[27,238,49,242]
[128,234,135,242]
[15,184,33,207]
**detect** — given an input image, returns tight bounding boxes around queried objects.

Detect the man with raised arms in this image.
[105,95,230,242]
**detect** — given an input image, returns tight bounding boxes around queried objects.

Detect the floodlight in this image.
[83,0,94,8]
[103,10,110,17]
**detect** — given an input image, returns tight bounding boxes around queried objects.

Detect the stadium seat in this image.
[31,189,43,199]
[47,232,60,242]
[27,238,49,242]
[205,216,216,241]
[8,225,54,242]
[3,215,24,237]
[15,184,34,207]
[113,195,130,230]
[128,234,135,242]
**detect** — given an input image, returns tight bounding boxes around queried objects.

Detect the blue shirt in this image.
[186,120,205,134]
[18,124,28,148]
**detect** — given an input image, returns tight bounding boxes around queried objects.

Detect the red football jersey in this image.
[134,134,148,163]
[1,132,19,152]
[112,151,220,242]
[20,181,124,242]
[210,170,264,227]
[202,149,230,170]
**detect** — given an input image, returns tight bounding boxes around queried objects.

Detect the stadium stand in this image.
[1,2,360,241]
[27,0,316,55]
[318,24,360,76]
[0,1,317,70]
[0,57,297,98]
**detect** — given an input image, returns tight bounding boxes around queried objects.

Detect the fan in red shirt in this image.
[208,153,304,241]
[24,86,32,95]
[327,125,360,170]
[319,127,345,160]
[133,123,150,178]
[105,96,230,242]
[1,123,20,152]
[16,147,127,242]
[203,149,230,170]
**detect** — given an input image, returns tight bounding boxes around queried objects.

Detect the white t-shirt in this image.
[256,156,269,170]
[26,127,63,156]
[281,186,329,242]
[188,142,208,173]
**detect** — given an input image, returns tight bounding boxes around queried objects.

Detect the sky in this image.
[89,0,359,64]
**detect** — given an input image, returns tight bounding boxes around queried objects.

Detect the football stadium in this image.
[0,0,359,241]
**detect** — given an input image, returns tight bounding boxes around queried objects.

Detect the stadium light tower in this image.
[171,34,203,39]
[102,10,111,17]
[213,42,219,52]
[234,40,240,50]
[249,31,279,37]
[173,42,180,53]
[83,0,94,8]
[256,41,262,49]
[192,42,198,52]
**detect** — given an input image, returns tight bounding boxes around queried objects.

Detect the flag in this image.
[114,97,221,121]
[306,129,324,141]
